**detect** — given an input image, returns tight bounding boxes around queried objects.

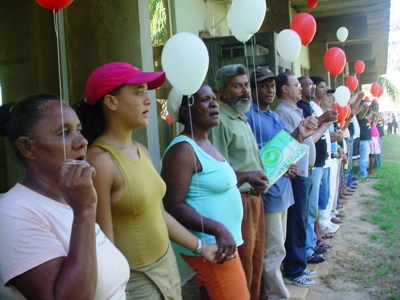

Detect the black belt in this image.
[241,189,260,196]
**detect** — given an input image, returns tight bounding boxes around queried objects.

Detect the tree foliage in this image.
[149,0,168,46]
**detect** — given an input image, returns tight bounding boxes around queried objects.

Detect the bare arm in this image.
[161,142,235,261]
[235,170,269,194]
[87,147,119,242]
[11,164,98,300]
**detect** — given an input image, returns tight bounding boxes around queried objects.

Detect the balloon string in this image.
[53,10,66,161]
[249,35,263,147]
[187,96,205,248]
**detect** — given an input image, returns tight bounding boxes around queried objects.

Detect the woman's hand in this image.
[214,225,237,263]
[59,160,97,212]
[202,243,238,263]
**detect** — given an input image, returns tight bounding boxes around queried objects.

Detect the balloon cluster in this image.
[333,103,351,129]
[276,13,317,63]
[227,0,267,43]
[370,82,384,98]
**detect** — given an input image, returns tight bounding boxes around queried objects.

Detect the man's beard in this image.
[231,95,251,113]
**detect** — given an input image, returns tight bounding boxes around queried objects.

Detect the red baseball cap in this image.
[84,62,166,106]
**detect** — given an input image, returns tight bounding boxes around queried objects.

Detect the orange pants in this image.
[181,253,249,300]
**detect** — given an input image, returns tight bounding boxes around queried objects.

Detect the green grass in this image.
[354,134,400,299]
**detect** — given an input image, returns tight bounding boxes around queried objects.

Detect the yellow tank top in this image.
[90,140,169,268]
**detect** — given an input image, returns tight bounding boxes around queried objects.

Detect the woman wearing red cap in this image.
[75,62,222,300]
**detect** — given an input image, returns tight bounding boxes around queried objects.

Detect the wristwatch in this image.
[193,239,204,255]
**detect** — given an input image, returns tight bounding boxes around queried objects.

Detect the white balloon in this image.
[227,9,252,42]
[276,29,302,63]
[167,88,184,123]
[161,32,209,95]
[336,27,348,42]
[334,86,351,107]
[231,0,267,34]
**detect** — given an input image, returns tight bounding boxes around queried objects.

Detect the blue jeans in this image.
[358,140,370,178]
[347,137,354,186]
[306,166,323,257]
[374,137,382,168]
[284,175,313,279]
[318,167,330,210]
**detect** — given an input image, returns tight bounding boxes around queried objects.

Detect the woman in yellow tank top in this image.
[74,62,231,300]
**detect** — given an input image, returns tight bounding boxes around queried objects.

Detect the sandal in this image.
[317,238,332,248]
[321,232,334,239]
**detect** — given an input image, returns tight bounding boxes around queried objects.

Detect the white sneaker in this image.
[321,222,339,233]
[303,268,317,278]
[328,221,340,229]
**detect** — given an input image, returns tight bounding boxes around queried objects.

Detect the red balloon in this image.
[354,60,365,75]
[35,0,73,12]
[370,82,380,97]
[165,114,172,125]
[333,103,346,123]
[364,96,372,103]
[324,47,347,76]
[345,75,358,92]
[307,0,318,9]
[377,86,384,98]
[290,13,317,46]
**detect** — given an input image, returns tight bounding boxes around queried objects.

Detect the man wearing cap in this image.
[272,71,333,288]
[245,69,319,295]
[209,64,268,300]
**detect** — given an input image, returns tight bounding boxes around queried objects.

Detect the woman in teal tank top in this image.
[74,63,223,300]
[161,84,249,300]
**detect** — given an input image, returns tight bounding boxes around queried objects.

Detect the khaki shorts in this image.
[126,244,182,300]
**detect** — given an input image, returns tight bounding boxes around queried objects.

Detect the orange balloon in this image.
[165,115,172,125]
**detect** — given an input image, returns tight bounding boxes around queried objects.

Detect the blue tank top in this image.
[164,135,244,256]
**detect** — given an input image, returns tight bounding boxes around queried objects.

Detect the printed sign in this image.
[259,130,308,186]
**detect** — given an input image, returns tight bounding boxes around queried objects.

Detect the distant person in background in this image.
[387,113,393,134]
[393,114,398,134]
[368,101,381,176]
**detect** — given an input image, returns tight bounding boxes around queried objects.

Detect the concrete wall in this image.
[171,0,230,36]
[0,0,59,192]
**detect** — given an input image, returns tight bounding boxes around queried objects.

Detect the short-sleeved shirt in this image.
[274,99,316,169]
[310,101,328,167]
[245,102,294,213]
[297,99,313,118]
[0,184,129,299]
[358,114,372,141]
[209,102,264,193]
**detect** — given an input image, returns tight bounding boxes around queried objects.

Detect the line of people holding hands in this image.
[0,61,361,300]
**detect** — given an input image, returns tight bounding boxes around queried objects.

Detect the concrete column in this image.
[64,0,161,170]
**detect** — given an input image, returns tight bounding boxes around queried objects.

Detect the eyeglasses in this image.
[286,83,302,88]
[305,84,316,89]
